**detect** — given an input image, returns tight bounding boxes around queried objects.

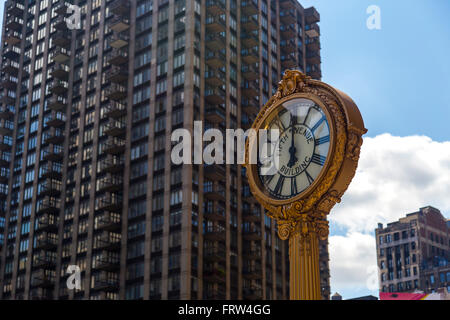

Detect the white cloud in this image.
[328,134,450,298]
[329,232,378,298]
[331,134,450,233]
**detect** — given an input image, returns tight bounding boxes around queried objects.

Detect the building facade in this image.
[376,206,450,294]
[0,0,328,300]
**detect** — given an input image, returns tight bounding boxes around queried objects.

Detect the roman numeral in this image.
[311,116,326,133]
[273,175,285,195]
[315,135,330,146]
[305,170,314,185]
[311,153,327,166]
[264,174,275,185]
[291,177,298,195]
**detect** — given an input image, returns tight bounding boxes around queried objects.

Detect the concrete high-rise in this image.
[376,206,450,294]
[0,0,327,300]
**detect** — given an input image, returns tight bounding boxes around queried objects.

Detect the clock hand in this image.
[288,115,298,167]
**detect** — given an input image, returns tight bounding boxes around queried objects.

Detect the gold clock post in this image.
[245,70,367,300]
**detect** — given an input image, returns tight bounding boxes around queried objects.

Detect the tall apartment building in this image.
[375,206,450,294]
[0,0,327,300]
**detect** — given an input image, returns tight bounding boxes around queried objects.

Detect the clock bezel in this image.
[247,92,337,206]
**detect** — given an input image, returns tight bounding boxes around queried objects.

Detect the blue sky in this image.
[301,0,450,142]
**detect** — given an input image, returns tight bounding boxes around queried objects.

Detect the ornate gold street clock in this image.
[245,70,367,300]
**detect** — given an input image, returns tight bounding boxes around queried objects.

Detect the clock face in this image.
[257,98,331,200]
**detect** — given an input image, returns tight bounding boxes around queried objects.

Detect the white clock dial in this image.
[258,98,331,200]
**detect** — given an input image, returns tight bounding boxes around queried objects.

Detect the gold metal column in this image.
[284,212,327,300]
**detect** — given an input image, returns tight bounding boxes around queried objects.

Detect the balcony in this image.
[106,48,128,66]
[5,16,23,31]
[97,175,123,193]
[6,0,25,16]
[243,287,262,300]
[205,33,226,51]
[205,69,226,87]
[42,145,64,161]
[243,248,261,260]
[241,99,259,115]
[241,48,259,65]
[92,272,119,292]
[2,59,19,76]
[204,269,226,283]
[98,156,124,174]
[0,105,15,120]
[46,112,66,128]
[96,202,122,223]
[48,96,67,111]
[305,23,320,38]
[54,0,73,15]
[205,106,225,124]
[109,16,130,33]
[105,102,127,119]
[243,229,262,241]
[40,161,63,180]
[241,32,259,48]
[35,232,58,250]
[54,14,69,30]
[241,0,258,16]
[48,64,69,81]
[241,81,259,98]
[35,212,59,232]
[33,252,57,269]
[204,209,226,222]
[206,0,226,15]
[4,29,21,45]
[49,79,68,95]
[53,48,70,64]
[110,0,130,16]
[31,270,56,288]
[43,128,65,145]
[36,198,61,215]
[92,251,120,271]
[306,51,321,65]
[280,25,296,38]
[204,246,226,262]
[39,179,62,197]
[281,55,297,69]
[204,226,226,241]
[0,76,18,90]
[95,231,121,251]
[204,164,225,181]
[107,66,128,84]
[308,64,322,80]
[106,84,127,101]
[243,265,262,279]
[280,10,296,25]
[3,47,21,61]
[206,16,226,33]
[104,119,126,137]
[103,137,125,155]
[205,87,225,105]
[204,289,226,300]
[206,51,226,69]
[242,210,260,222]
[305,7,320,24]
[241,63,259,81]
[0,137,12,151]
[241,15,258,32]
[306,38,321,51]
[53,30,71,48]
[204,185,226,202]
[110,32,129,49]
